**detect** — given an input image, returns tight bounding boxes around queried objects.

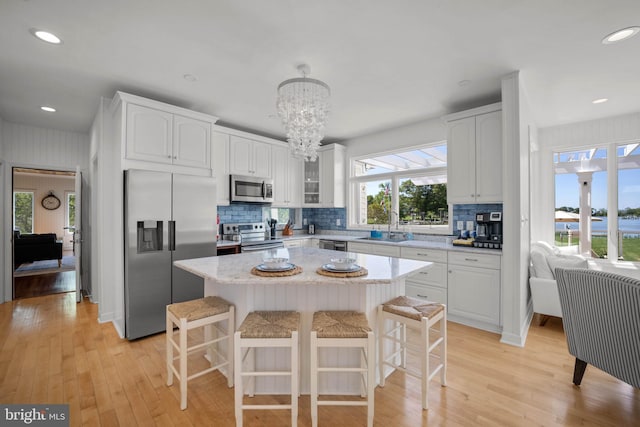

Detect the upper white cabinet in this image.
[229,135,272,178]
[272,144,302,207]
[121,99,214,170]
[444,103,502,204]
[303,143,346,207]
[211,129,230,205]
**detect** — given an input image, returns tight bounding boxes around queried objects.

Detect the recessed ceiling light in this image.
[30,28,62,44]
[183,74,197,82]
[592,98,608,104]
[602,26,640,44]
[40,106,56,112]
[457,80,471,87]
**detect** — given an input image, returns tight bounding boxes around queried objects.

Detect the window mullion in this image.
[607,143,618,261]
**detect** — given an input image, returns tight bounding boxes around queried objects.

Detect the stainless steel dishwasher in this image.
[319,239,347,251]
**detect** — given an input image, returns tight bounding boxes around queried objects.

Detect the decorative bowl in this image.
[261,257,290,270]
[330,257,357,270]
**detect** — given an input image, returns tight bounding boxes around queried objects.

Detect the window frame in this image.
[348,143,452,234]
[551,140,640,262]
[13,190,35,234]
[65,191,76,234]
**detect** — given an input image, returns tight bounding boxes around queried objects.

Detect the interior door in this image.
[74,167,82,302]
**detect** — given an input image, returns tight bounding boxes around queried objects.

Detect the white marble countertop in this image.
[175,247,432,285]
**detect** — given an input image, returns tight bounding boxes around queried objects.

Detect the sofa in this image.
[529,241,588,323]
[14,232,63,269]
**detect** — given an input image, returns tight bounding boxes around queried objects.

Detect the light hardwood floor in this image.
[1,292,638,426]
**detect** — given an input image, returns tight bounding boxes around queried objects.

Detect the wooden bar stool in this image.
[310,311,375,427]
[234,311,300,427]
[166,296,234,410]
[378,295,446,410]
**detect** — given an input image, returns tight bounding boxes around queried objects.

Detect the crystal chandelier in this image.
[276,64,330,162]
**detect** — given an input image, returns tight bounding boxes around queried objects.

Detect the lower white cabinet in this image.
[401,247,447,305]
[447,251,501,332]
[348,241,400,257]
[283,239,306,248]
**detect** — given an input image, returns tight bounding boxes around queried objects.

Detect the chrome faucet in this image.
[387,210,398,237]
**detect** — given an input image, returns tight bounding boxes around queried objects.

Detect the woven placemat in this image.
[315,267,368,278]
[251,265,303,277]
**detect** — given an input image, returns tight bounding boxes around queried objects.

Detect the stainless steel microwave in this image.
[230,174,274,203]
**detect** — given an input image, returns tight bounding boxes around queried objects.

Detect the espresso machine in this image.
[473,212,503,249]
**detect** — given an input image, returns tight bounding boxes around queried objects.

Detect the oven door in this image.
[241,241,285,252]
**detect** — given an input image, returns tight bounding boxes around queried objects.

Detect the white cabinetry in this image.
[211,129,230,205]
[401,247,447,305]
[229,135,272,178]
[444,103,502,204]
[272,144,302,206]
[347,241,401,257]
[123,102,213,169]
[447,251,501,332]
[303,143,345,207]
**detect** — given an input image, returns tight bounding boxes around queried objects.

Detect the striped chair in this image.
[555,268,640,387]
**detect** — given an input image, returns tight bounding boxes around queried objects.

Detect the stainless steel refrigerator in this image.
[124,169,217,340]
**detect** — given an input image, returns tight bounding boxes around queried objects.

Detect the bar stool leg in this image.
[233,331,243,427]
[228,306,235,387]
[367,330,375,427]
[377,306,386,387]
[179,317,188,410]
[421,316,429,410]
[291,331,299,427]
[166,313,174,386]
[310,331,319,427]
[441,310,447,386]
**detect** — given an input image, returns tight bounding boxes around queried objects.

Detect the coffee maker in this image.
[473,212,503,249]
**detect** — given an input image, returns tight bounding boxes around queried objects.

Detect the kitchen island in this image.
[174,247,432,394]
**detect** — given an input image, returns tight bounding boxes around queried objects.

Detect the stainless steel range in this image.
[221,222,284,253]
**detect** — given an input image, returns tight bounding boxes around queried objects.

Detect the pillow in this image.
[547,255,588,278]
[530,247,555,280]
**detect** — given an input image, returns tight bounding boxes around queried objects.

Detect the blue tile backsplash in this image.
[303,208,347,231]
[218,203,501,235]
[452,203,503,229]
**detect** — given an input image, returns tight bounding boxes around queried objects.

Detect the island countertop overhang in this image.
[174,247,432,284]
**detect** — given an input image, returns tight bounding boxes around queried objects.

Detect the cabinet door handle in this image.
[448,270,452,273]
[417,294,430,299]
[465,258,478,262]
[419,271,429,275]
[417,252,429,257]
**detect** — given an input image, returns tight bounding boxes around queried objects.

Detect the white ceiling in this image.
[1,1,639,142]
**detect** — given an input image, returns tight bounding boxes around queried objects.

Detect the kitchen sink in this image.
[358,236,407,243]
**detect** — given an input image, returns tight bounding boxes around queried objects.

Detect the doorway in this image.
[12,167,77,299]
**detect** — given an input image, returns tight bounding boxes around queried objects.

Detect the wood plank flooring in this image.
[1,293,638,426]
[13,270,76,299]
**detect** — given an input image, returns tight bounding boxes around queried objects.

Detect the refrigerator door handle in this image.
[168,220,176,251]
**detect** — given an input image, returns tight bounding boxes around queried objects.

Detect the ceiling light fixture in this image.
[276,64,330,162]
[592,98,608,104]
[602,26,640,44]
[183,74,197,82]
[30,28,62,44]
[40,106,56,112]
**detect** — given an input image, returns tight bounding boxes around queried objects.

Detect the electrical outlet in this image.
[303,218,308,225]
[466,220,474,231]
[457,221,464,230]
[336,218,341,226]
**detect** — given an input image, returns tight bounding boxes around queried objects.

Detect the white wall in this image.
[343,117,446,158]
[1,121,90,303]
[13,172,76,248]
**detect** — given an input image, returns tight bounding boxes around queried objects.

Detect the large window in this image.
[350,143,449,232]
[13,191,34,234]
[66,192,76,232]
[554,143,640,261]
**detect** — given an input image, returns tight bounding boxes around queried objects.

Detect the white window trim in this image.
[348,144,452,235]
[65,191,76,234]
[552,140,639,263]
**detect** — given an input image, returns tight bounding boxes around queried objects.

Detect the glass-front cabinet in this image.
[304,159,321,205]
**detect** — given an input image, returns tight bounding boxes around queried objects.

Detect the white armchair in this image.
[529,241,588,324]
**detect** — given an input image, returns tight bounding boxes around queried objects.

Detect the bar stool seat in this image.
[378,295,446,410]
[166,296,234,410]
[234,311,300,427]
[310,311,375,427]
